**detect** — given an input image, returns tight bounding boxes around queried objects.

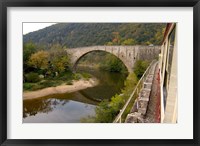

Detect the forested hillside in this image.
[23,23,166,48]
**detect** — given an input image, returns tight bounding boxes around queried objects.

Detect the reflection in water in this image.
[23,98,96,123]
[23,68,127,123]
[78,68,127,100]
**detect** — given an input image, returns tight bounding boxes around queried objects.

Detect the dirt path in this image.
[23,78,99,100]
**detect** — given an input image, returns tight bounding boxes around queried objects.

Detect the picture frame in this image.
[0,0,199,145]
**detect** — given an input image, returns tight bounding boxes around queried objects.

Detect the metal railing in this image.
[113,60,157,123]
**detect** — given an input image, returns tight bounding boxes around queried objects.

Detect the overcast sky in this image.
[23,23,57,35]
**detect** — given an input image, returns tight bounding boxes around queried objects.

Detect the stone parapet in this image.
[67,45,160,73]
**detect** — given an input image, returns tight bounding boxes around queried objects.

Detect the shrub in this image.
[57,71,73,81]
[73,73,82,80]
[88,72,138,123]
[134,60,149,78]
[23,83,34,91]
[66,80,73,85]
[81,72,92,80]
[25,72,40,83]
[39,80,63,87]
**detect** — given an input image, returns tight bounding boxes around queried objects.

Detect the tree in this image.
[94,72,138,123]
[48,44,71,73]
[99,53,127,73]
[51,56,70,73]
[94,100,113,123]
[112,32,121,45]
[122,72,138,94]
[122,38,136,45]
[23,42,37,72]
[23,42,37,63]
[134,60,149,78]
[28,51,49,70]
[106,42,114,46]
[23,23,166,48]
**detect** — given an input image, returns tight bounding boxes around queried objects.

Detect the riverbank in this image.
[23,78,99,100]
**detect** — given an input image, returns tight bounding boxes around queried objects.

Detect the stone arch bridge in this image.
[66,45,160,73]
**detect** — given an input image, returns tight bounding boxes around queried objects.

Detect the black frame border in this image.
[0,0,199,146]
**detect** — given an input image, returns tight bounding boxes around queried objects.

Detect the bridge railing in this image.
[113,60,156,123]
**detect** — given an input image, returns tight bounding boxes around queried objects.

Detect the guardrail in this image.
[113,60,156,123]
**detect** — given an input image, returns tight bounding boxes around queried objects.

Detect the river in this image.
[23,67,127,123]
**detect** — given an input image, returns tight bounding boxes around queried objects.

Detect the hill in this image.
[23,23,166,48]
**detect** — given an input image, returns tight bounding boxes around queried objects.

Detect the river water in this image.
[23,67,127,123]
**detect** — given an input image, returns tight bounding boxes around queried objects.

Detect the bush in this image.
[94,94,126,123]
[85,72,138,123]
[73,73,82,80]
[38,80,57,87]
[134,60,149,79]
[81,72,92,80]
[25,72,40,83]
[66,80,73,85]
[23,83,34,91]
[99,54,127,73]
[57,71,73,81]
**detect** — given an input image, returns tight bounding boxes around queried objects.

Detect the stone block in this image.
[138,99,148,109]
[144,82,152,90]
[125,114,137,123]
[139,89,150,99]
[138,107,147,115]
[137,116,144,123]
[125,112,142,123]
[130,101,138,113]
[145,75,154,83]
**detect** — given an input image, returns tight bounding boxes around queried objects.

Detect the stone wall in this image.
[125,62,158,123]
[66,45,160,73]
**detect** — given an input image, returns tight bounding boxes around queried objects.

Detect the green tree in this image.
[51,56,70,73]
[100,54,127,73]
[28,50,49,70]
[134,60,149,78]
[122,38,136,45]
[23,42,37,63]
[112,32,121,45]
[106,42,114,46]
[94,100,113,123]
[122,73,138,94]
[23,42,37,72]
[23,23,166,48]
[94,94,125,123]
[48,44,71,73]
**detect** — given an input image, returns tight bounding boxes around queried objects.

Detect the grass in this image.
[23,71,93,91]
[23,80,63,91]
[81,72,92,80]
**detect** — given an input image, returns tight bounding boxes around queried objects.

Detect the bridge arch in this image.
[72,50,130,72]
[66,45,161,73]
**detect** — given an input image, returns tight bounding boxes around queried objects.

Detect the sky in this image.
[23,23,57,35]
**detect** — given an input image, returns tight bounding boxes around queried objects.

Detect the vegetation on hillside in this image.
[24,23,165,76]
[24,23,166,48]
[23,23,164,91]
